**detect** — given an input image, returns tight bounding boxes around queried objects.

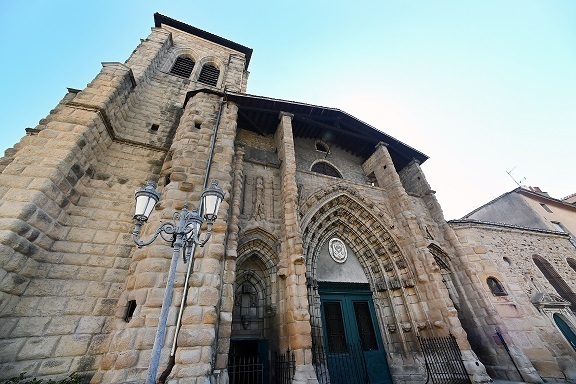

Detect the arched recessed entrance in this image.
[230,232,279,384]
[302,190,405,384]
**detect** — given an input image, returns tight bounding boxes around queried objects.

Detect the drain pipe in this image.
[495,329,525,382]
[210,139,243,376]
[159,95,227,383]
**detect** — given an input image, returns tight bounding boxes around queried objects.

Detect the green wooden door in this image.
[554,313,576,352]
[319,284,392,384]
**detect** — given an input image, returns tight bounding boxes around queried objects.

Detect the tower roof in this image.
[154,13,253,69]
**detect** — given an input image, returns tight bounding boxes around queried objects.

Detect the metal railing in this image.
[418,334,471,384]
[229,354,264,384]
[311,336,369,384]
[274,350,295,384]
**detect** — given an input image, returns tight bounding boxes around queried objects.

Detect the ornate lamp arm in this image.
[132,179,224,384]
[133,221,175,248]
[197,223,214,247]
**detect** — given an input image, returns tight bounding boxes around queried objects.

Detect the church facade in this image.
[1,13,575,384]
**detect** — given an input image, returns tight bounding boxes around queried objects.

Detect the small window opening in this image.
[170,56,195,78]
[311,161,342,178]
[367,172,379,187]
[198,64,220,86]
[150,124,159,132]
[487,277,507,296]
[540,203,553,213]
[503,257,512,266]
[194,122,202,129]
[165,174,171,186]
[315,141,329,153]
[124,300,137,322]
[551,221,568,233]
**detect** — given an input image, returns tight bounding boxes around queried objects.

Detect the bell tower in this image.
[0,13,252,384]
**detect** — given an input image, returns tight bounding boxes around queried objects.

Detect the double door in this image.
[320,284,392,384]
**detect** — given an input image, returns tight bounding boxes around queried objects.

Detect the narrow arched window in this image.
[533,255,576,310]
[311,161,342,178]
[486,277,507,296]
[429,245,460,309]
[198,64,220,86]
[567,258,576,273]
[170,56,195,78]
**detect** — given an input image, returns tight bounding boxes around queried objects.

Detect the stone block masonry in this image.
[0,15,249,382]
[4,12,573,384]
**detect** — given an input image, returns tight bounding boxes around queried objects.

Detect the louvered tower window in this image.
[170,57,195,78]
[311,161,342,178]
[198,64,220,86]
[533,255,576,310]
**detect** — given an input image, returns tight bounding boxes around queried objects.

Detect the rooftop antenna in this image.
[506,166,526,187]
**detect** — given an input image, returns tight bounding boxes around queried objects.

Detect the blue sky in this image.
[1,1,574,219]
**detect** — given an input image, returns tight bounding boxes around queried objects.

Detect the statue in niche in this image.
[252,176,266,221]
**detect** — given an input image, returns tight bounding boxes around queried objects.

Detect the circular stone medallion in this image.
[329,238,348,263]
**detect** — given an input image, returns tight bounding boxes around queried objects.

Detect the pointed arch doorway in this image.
[310,234,392,384]
[230,249,278,384]
[301,190,411,384]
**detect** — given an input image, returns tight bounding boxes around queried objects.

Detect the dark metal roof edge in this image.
[460,190,516,219]
[154,13,253,69]
[336,109,429,162]
[225,91,342,112]
[461,187,576,220]
[224,91,429,163]
[448,219,569,236]
[517,188,576,211]
[183,89,225,108]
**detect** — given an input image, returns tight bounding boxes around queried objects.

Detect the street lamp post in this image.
[132,180,224,384]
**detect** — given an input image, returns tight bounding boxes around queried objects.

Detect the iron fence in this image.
[229,354,264,384]
[311,334,369,384]
[418,334,471,384]
[274,350,295,384]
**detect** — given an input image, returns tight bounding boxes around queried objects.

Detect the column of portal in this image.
[274,112,318,384]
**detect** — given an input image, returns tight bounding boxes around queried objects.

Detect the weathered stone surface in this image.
[1,12,574,384]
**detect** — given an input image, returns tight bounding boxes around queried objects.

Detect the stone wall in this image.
[0,19,249,382]
[0,57,168,380]
[293,137,368,184]
[451,221,576,382]
[7,12,574,384]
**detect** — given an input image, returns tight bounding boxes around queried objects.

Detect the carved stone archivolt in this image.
[236,228,280,285]
[302,191,411,288]
[302,189,418,359]
[299,182,393,230]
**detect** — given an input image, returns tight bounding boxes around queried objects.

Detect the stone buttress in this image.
[0,15,250,383]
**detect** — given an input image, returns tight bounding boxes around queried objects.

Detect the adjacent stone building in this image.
[450,187,576,382]
[462,186,576,244]
[0,13,575,384]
